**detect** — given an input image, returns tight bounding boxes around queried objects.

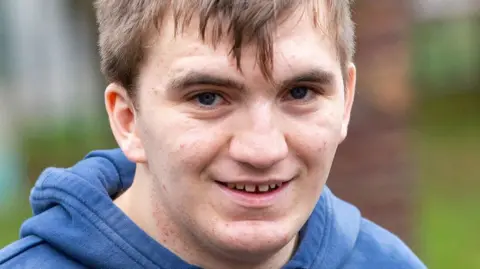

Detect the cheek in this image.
[286,109,343,166]
[172,128,224,169]
[140,113,229,176]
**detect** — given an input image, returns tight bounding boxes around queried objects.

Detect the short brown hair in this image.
[95,0,355,98]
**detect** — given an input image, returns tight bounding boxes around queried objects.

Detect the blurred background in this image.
[0,0,478,268]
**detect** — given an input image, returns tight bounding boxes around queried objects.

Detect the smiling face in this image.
[107,9,356,268]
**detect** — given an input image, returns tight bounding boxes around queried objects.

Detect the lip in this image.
[215,180,292,209]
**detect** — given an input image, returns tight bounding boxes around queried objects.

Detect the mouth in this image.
[214,180,292,208]
[215,181,287,194]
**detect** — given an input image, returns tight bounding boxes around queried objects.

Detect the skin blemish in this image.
[318,141,327,152]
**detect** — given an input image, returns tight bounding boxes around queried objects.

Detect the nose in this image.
[229,109,288,170]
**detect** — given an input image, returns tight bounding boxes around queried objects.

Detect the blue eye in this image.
[195,92,221,106]
[289,87,309,100]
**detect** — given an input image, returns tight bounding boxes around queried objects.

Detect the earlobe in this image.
[340,63,357,142]
[104,84,147,163]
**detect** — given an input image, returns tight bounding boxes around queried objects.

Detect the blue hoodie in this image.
[0,149,426,268]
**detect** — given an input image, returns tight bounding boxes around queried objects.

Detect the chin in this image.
[211,220,297,256]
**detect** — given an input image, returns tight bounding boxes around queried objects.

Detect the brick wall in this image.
[328,0,416,244]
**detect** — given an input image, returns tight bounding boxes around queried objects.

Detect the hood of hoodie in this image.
[19,149,362,269]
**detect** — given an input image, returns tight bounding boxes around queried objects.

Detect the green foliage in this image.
[0,197,31,248]
[413,18,480,268]
[0,117,116,248]
[20,117,116,182]
[414,93,480,269]
[413,17,480,95]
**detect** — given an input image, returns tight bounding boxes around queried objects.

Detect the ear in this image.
[340,63,356,142]
[105,83,147,163]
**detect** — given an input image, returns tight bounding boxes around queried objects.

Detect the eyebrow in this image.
[166,68,336,92]
[277,69,336,90]
[167,71,246,92]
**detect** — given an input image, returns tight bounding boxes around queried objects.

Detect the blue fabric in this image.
[0,149,426,268]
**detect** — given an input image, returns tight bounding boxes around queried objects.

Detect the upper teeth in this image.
[226,183,283,192]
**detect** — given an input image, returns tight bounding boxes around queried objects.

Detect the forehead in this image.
[141,10,341,86]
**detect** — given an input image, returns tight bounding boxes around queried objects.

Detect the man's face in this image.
[109,11,355,258]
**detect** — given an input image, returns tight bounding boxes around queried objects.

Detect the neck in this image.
[114,165,299,269]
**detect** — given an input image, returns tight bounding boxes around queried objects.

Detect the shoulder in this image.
[0,236,85,269]
[343,218,427,269]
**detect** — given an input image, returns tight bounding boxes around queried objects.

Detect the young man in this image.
[0,0,426,268]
